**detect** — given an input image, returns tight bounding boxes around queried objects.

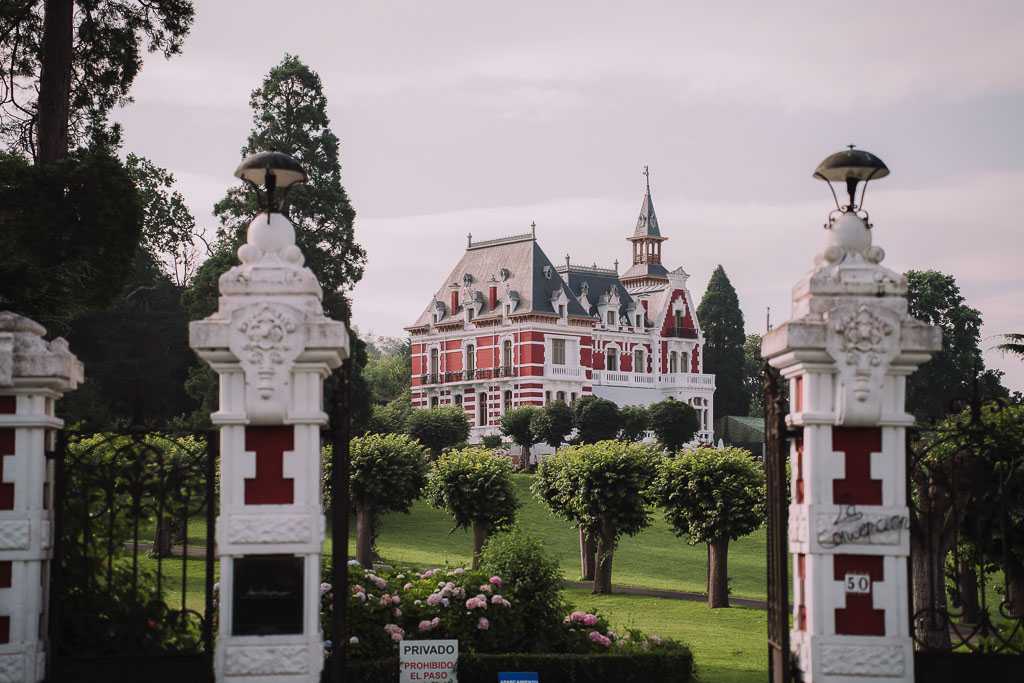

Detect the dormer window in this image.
[607,311,615,326]
[558,304,565,318]
[636,314,642,327]
[467,308,474,322]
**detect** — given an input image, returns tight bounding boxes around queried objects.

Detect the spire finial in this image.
[643,165,650,192]
[531,221,536,237]
[467,233,472,248]
[614,259,619,274]
[566,254,571,269]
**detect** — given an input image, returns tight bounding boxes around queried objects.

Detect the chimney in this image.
[451,290,459,312]
[489,286,497,310]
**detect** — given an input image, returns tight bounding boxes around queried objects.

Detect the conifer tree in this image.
[696,265,748,417]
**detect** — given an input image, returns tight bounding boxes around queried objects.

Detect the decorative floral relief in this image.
[833,306,894,402]
[226,515,313,544]
[0,654,25,683]
[237,304,297,401]
[825,304,902,426]
[0,521,30,550]
[224,645,309,675]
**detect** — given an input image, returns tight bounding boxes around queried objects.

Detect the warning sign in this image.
[399,639,459,682]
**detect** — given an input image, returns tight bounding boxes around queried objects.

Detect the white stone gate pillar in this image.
[762,150,941,682]
[190,155,348,682]
[0,312,82,682]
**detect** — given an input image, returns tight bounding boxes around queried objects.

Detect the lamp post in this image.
[190,152,348,682]
[762,148,940,682]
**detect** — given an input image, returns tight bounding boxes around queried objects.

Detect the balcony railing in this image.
[665,327,698,339]
[589,370,715,390]
[420,366,518,385]
[545,364,585,379]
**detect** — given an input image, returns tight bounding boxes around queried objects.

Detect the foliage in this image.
[363,339,411,405]
[533,441,659,550]
[0,0,194,160]
[618,405,650,442]
[205,54,363,320]
[320,563,688,675]
[349,433,428,513]
[648,399,698,453]
[571,396,623,444]
[531,400,574,448]
[500,405,539,452]
[995,333,1024,362]
[653,446,765,545]
[696,265,749,417]
[60,249,194,427]
[424,448,520,536]
[743,333,765,417]
[368,389,413,435]
[481,434,503,449]
[905,270,1007,421]
[124,153,200,285]
[0,147,141,332]
[478,529,570,650]
[406,406,470,456]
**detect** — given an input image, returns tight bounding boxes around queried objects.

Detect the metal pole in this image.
[328,329,352,683]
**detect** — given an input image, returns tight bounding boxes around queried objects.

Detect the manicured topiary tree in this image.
[653,446,765,607]
[649,398,699,452]
[406,405,470,456]
[531,400,574,449]
[500,405,539,463]
[619,405,650,442]
[533,441,659,594]
[348,433,429,568]
[425,447,521,568]
[571,396,623,444]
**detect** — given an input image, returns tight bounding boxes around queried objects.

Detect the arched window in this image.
[430,348,439,376]
[669,351,678,373]
[478,392,488,426]
[556,391,565,402]
[570,392,577,405]
[634,349,644,373]
[502,340,513,371]
[504,390,513,413]
[682,351,690,373]
[430,396,439,408]
[466,344,475,378]
[454,394,462,407]
[607,347,618,371]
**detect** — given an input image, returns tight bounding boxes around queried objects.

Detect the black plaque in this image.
[232,555,304,636]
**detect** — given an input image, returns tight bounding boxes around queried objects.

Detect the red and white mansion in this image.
[406,175,716,443]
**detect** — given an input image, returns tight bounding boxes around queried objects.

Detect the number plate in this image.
[844,572,871,595]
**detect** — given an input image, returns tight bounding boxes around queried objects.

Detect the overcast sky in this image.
[112,0,1024,392]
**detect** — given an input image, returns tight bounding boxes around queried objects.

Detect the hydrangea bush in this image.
[320,563,673,660]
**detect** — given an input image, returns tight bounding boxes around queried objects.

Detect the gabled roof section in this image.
[409,230,588,328]
[557,262,637,321]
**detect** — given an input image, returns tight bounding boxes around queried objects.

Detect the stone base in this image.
[792,632,913,682]
[0,644,45,683]
[216,635,324,683]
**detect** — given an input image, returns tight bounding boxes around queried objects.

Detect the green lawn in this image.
[363,474,779,602]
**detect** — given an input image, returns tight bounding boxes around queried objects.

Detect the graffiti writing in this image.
[817,504,909,549]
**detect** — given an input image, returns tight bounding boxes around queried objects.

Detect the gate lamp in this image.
[234,150,308,216]
[813,145,889,218]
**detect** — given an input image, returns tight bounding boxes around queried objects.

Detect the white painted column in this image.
[190,209,348,682]
[763,209,940,682]
[0,312,82,682]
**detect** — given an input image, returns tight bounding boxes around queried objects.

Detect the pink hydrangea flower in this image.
[349,636,359,645]
[404,583,413,590]
[480,584,492,593]
[419,620,434,632]
[651,635,661,645]
[489,576,502,586]
[582,614,597,626]
[394,608,402,617]
[477,617,489,630]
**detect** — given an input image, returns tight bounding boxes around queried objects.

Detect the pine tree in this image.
[208,54,364,320]
[696,265,748,417]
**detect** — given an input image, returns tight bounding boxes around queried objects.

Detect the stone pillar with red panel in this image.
[0,312,82,682]
[190,153,348,683]
[762,149,941,682]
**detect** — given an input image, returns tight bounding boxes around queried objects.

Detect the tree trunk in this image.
[37,0,74,164]
[956,561,979,624]
[472,523,487,570]
[355,503,374,569]
[579,529,596,581]
[153,516,172,557]
[593,520,614,595]
[911,518,952,650]
[1006,569,1024,619]
[708,538,730,608]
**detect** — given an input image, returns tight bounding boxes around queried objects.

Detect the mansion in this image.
[406,175,716,442]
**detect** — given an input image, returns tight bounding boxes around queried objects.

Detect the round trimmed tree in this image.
[571,396,623,444]
[530,400,574,449]
[348,433,428,568]
[406,405,470,457]
[649,398,699,452]
[533,440,659,594]
[500,404,539,463]
[653,446,765,607]
[425,447,520,568]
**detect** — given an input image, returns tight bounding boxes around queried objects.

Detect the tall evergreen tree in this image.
[696,265,748,417]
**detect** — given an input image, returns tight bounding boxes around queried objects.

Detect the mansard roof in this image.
[556,262,637,321]
[631,175,665,239]
[409,230,589,328]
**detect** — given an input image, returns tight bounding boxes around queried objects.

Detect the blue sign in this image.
[498,674,538,683]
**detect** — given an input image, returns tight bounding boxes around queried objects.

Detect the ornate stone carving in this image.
[0,653,25,683]
[224,645,310,675]
[0,521,30,549]
[226,515,313,544]
[238,304,298,399]
[826,304,901,426]
[820,644,905,676]
[229,303,304,423]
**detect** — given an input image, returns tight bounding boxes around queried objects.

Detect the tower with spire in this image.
[621,166,670,289]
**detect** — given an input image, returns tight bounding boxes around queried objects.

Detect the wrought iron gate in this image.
[906,399,1024,681]
[47,430,217,682]
[764,363,792,683]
